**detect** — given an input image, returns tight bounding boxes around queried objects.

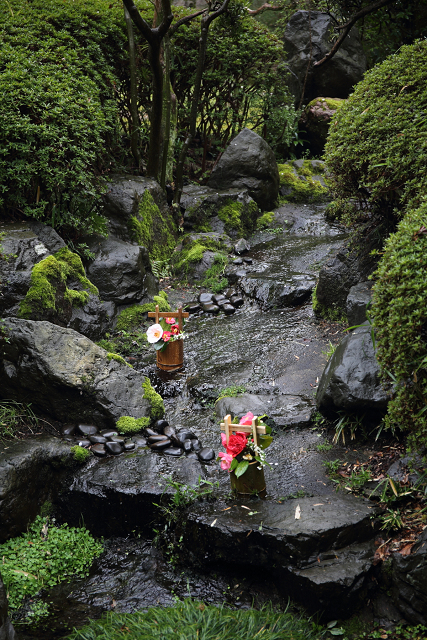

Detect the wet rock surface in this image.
[346,281,373,327]
[0,573,15,640]
[316,321,389,415]
[390,528,427,625]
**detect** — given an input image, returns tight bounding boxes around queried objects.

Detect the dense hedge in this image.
[324,39,427,223]
[0,0,132,234]
[372,203,427,446]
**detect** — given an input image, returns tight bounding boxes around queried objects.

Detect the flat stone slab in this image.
[57,450,207,537]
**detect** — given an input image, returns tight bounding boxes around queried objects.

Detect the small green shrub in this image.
[70,445,91,463]
[116,416,150,434]
[0,515,103,621]
[325,39,427,222]
[142,377,164,419]
[372,202,427,446]
[65,599,324,640]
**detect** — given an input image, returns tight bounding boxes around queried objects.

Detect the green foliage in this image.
[0,400,38,440]
[316,442,333,452]
[312,286,346,322]
[19,247,98,320]
[325,40,427,223]
[218,201,245,236]
[0,0,133,233]
[116,416,150,435]
[371,202,427,445]
[107,353,133,368]
[66,598,324,640]
[0,515,102,621]
[278,162,328,204]
[323,459,342,478]
[115,292,171,331]
[70,445,91,464]
[200,253,228,293]
[217,384,247,400]
[129,191,177,261]
[171,236,229,282]
[142,377,164,419]
[256,211,275,230]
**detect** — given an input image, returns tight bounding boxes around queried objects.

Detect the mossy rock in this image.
[278,160,329,203]
[180,185,259,238]
[300,98,345,156]
[116,416,150,434]
[142,377,164,420]
[18,247,99,324]
[103,176,178,261]
[170,234,230,290]
[115,291,171,331]
[324,39,427,221]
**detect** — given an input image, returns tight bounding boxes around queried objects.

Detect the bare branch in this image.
[246,3,284,16]
[122,0,155,45]
[169,8,208,37]
[313,0,394,67]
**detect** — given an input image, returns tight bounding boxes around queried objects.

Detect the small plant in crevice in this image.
[316,442,333,453]
[216,384,247,400]
[0,400,39,440]
[332,411,367,445]
[153,476,218,564]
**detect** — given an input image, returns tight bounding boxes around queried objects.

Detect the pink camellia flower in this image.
[221,432,227,447]
[162,331,172,342]
[165,317,176,325]
[146,323,163,343]
[171,324,180,335]
[239,411,254,426]
[218,451,233,471]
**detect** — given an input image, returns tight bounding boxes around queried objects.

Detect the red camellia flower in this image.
[171,324,180,335]
[226,432,247,457]
[162,331,172,342]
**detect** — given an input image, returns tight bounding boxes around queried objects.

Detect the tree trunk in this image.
[124,4,140,169]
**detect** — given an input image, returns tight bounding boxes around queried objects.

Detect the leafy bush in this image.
[0,0,132,234]
[371,202,427,446]
[0,515,102,621]
[324,40,427,223]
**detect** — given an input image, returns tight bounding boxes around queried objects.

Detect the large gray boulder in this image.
[0,573,14,640]
[0,318,157,428]
[284,11,367,105]
[316,322,389,415]
[86,236,158,305]
[208,129,279,211]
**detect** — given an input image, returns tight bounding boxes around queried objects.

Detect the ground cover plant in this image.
[65,599,325,640]
[0,515,103,624]
[0,400,39,440]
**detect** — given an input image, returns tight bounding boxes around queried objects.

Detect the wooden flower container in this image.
[156,339,183,371]
[230,461,266,496]
[148,305,188,372]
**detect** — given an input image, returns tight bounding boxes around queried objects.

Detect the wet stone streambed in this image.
[10,204,385,638]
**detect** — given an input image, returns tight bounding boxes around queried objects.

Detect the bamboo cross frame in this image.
[148,305,189,331]
[220,414,266,447]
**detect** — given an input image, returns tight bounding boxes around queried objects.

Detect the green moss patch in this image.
[115,292,171,331]
[129,190,177,261]
[116,416,150,434]
[107,352,132,368]
[171,236,229,282]
[256,211,275,230]
[143,377,164,419]
[278,161,328,204]
[19,247,98,320]
[71,445,91,463]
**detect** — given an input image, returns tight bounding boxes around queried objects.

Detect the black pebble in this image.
[149,439,172,450]
[61,424,76,436]
[163,425,176,438]
[77,424,98,436]
[183,439,193,452]
[198,292,213,304]
[133,437,147,447]
[217,299,230,307]
[148,435,170,444]
[233,258,243,265]
[78,439,91,448]
[185,302,201,314]
[202,303,220,314]
[235,269,247,278]
[243,257,253,265]
[124,442,135,451]
[109,436,125,444]
[175,429,197,443]
[222,304,235,315]
[100,430,118,439]
[192,440,201,452]
[145,428,158,437]
[89,435,107,444]
[226,289,237,298]
[212,294,226,304]
[230,296,244,308]
[198,448,215,462]
[164,447,183,457]
[106,441,123,455]
[153,419,169,432]
[92,444,106,457]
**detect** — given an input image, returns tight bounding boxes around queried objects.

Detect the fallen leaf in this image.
[210,519,217,527]
[399,543,413,556]
[241,505,250,510]
[313,503,324,506]
[222,507,231,511]
[295,504,301,520]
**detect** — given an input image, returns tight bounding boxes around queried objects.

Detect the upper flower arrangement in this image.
[146,316,185,352]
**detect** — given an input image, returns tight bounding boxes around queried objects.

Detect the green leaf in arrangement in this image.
[234,460,249,478]
[258,434,273,449]
[230,457,238,471]
[153,341,166,351]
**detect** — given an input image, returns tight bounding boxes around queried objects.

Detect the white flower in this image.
[146,323,163,343]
